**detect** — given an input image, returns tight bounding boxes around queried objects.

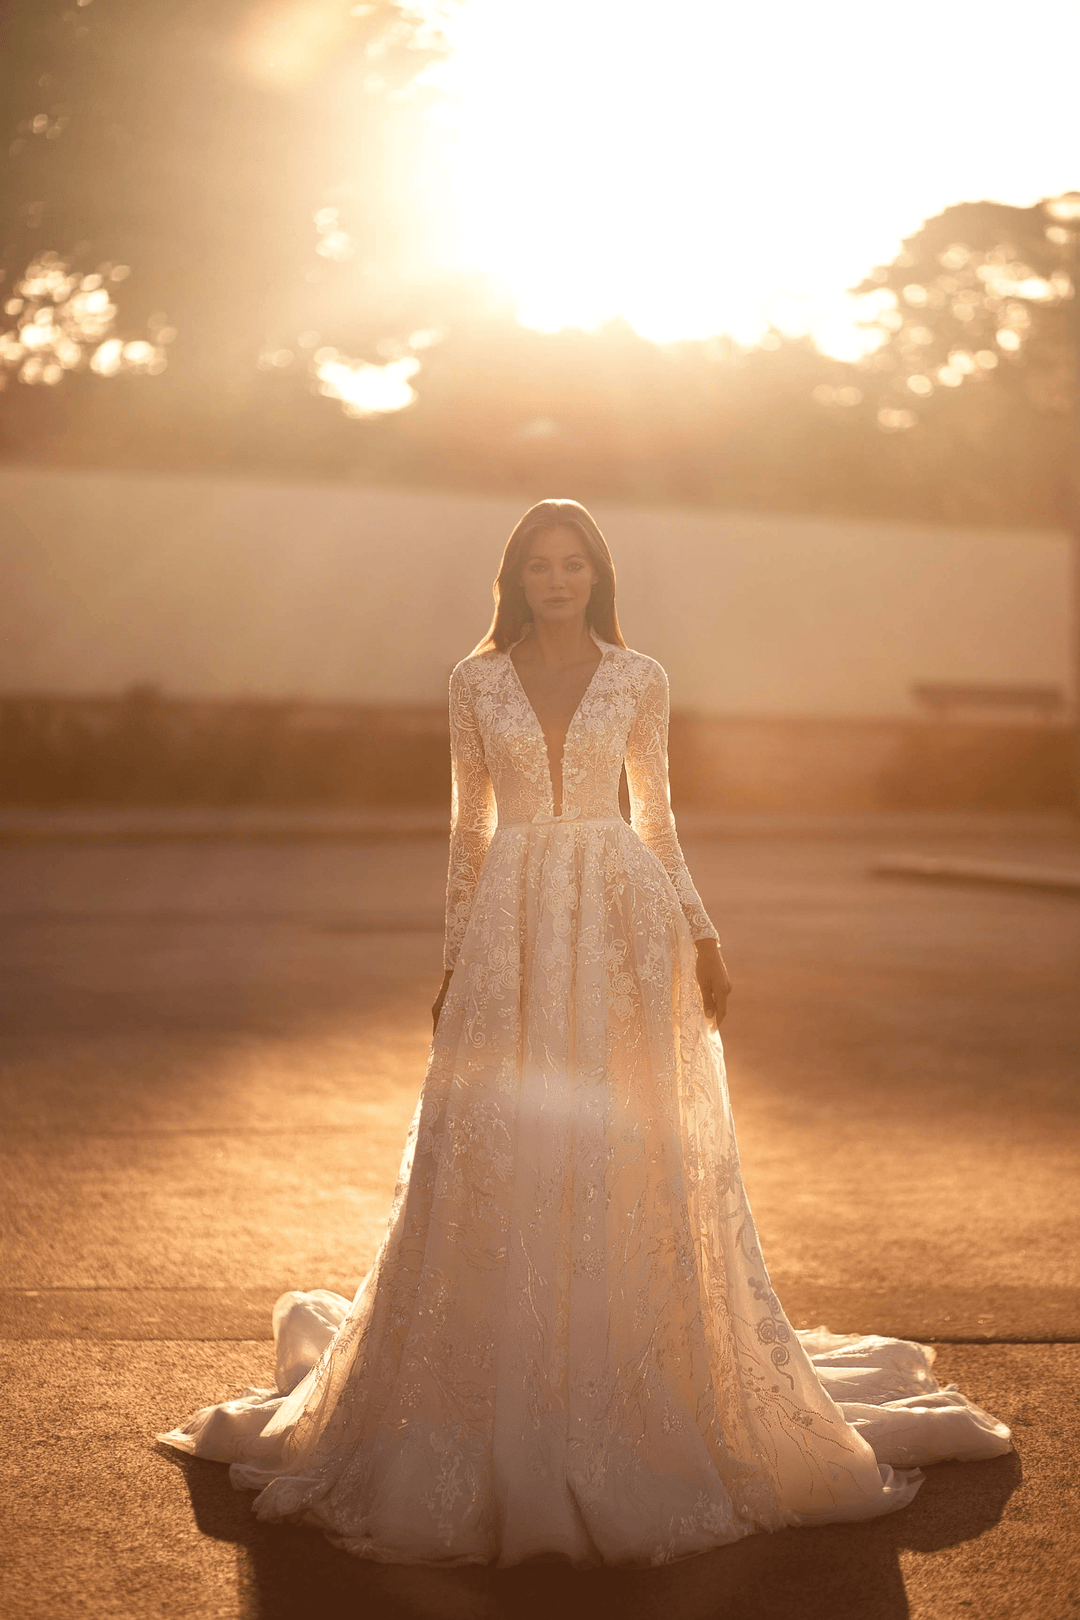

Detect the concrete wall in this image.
[0,464,1071,717]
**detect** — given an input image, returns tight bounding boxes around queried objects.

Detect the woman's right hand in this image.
[431,969,454,1034]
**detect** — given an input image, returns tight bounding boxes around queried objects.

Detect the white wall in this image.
[0,464,1071,716]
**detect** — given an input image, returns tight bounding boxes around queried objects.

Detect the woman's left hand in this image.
[695,939,732,1027]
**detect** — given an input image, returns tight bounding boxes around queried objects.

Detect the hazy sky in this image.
[433,0,1080,355]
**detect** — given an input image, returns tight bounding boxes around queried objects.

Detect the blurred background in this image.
[1,0,1078,812]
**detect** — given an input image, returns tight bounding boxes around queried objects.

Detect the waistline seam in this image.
[495,816,628,830]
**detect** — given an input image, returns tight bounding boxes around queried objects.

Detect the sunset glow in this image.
[434,0,1080,356]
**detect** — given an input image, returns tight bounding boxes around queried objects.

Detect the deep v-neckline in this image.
[506,643,605,815]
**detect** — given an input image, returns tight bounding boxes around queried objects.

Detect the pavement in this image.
[2,814,1079,1620]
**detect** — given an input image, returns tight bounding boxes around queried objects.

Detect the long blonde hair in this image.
[473,499,626,654]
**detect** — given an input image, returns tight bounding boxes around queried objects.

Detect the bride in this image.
[161,498,1010,1566]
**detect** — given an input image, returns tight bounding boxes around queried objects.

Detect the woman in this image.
[161,499,1010,1566]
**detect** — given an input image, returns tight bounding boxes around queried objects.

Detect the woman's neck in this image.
[521,617,595,667]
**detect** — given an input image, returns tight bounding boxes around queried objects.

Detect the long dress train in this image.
[160,632,1010,1567]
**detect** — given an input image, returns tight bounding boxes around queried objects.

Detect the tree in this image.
[0,0,452,462]
[851,199,1076,525]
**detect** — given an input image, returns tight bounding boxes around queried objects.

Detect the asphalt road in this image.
[2,822,1079,1620]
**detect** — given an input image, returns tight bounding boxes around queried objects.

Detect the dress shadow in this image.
[160,1445,1021,1620]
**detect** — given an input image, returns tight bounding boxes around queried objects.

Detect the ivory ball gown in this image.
[160,632,1011,1566]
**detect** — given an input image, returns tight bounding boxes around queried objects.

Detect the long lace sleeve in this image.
[443,661,497,971]
[625,661,719,943]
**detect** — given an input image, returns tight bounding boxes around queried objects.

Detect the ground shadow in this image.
[163,1447,1021,1620]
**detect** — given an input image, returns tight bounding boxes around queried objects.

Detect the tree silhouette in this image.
[852,198,1076,523]
[0,0,452,438]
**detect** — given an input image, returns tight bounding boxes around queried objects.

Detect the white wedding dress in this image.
[160,632,1011,1566]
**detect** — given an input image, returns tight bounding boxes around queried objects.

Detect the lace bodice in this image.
[444,632,718,969]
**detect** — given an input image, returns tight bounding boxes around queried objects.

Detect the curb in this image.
[873,855,1080,896]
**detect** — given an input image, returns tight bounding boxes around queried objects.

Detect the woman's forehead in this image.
[523,525,586,559]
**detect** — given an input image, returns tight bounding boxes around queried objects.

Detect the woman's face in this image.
[519,525,599,627]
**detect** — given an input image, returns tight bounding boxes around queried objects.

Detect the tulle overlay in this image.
[160,637,1010,1566]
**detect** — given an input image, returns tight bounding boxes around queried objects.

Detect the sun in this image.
[431,0,1080,359]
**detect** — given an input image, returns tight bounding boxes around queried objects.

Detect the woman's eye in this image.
[566,560,583,571]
